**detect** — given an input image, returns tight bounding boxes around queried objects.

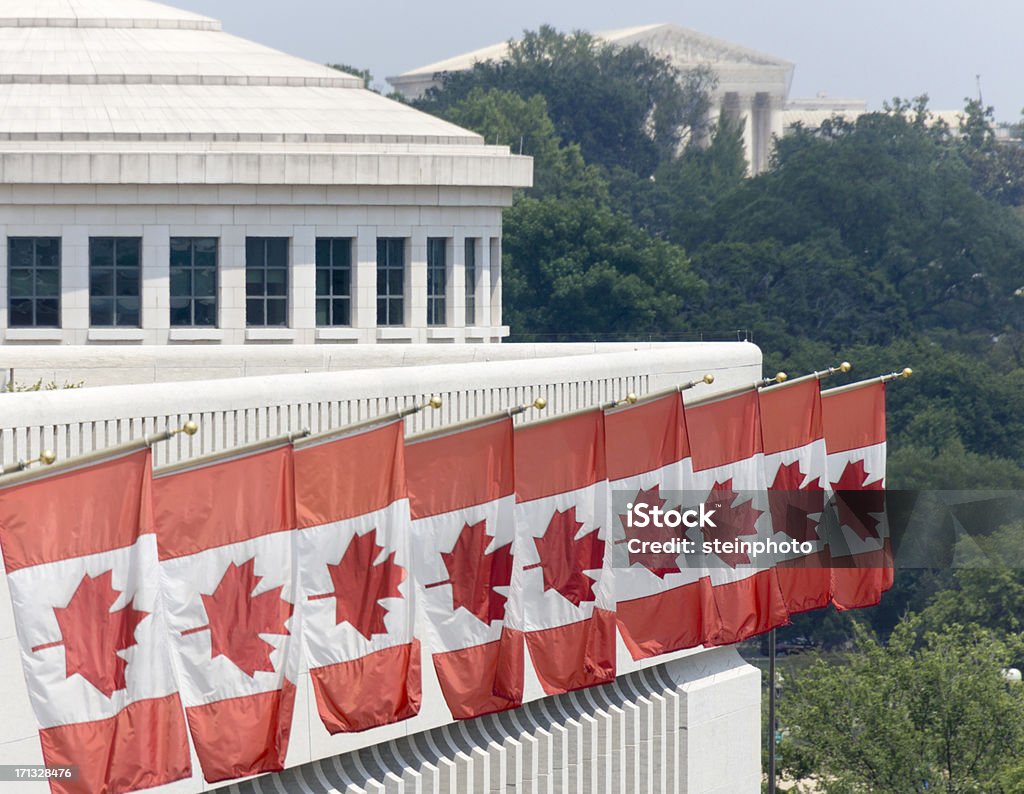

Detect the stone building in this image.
[0,0,530,346]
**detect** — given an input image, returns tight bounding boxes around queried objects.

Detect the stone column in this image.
[489,236,502,329]
[290,225,316,343]
[141,224,169,344]
[354,226,378,333]
[450,235,465,329]
[60,225,89,344]
[219,225,246,343]
[408,229,427,330]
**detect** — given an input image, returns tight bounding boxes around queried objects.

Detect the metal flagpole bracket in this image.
[761,361,852,392]
[407,396,547,442]
[0,448,57,476]
[822,366,912,397]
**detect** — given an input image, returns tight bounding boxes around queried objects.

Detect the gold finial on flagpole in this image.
[839,361,852,373]
[532,397,548,410]
[424,396,443,409]
[703,373,715,384]
[902,367,913,378]
[625,392,638,404]
[775,372,788,383]
[38,449,57,465]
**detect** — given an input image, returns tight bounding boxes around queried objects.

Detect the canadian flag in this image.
[687,389,789,645]
[292,418,420,733]
[153,443,299,783]
[606,393,718,659]
[507,409,616,695]
[0,448,191,794]
[822,382,892,610]
[406,417,523,719]
[759,380,832,615]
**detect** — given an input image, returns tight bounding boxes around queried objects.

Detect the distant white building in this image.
[0,0,531,347]
[389,23,796,175]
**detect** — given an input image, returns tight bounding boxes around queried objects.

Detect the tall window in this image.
[89,237,140,327]
[315,238,352,326]
[246,237,289,327]
[464,238,478,325]
[427,237,447,326]
[8,237,60,328]
[376,238,405,326]
[170,237,217,327]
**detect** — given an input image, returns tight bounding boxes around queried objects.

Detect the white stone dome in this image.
[0,0,481,145]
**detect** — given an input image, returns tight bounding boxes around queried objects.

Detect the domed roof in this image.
[0,0,480,144]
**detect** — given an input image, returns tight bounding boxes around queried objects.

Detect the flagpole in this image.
[153,428,309,478]
[685,372,788,408]
[759,362,851,392]
[294,396,444,449]
[0,420,199,486]
[821,368,913,397]
[616,373,717,407]
[768,627,778,794]
[406,397,548,443]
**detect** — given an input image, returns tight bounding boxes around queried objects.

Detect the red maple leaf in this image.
[182,558,292,677]
[32,570,149,698]
[768,461,825,543]
[309,529,405,641]
[425,519,513,625]
[700,479,763,567]
[524,506,605,607]
[617,485,682,578]
[831,459,886,541]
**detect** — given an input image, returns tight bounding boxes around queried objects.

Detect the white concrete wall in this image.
[0,185,515,346]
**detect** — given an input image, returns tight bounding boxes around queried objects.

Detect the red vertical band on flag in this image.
[0,449,152,573]
[515,410,606,501]
[433,629,525,720]
[184,683,296,783]
[39,693,190,794]
[615,579,718,660]
[309,640,422,733]
[154,445,295,560]
[822,382,886,452]
[605,393,689,481]
[294,420,406,526]
[688,390,762,471]
[407,418,515,519]
[705,571,789,646]
[524,608,617,695]
[760,379,823,454]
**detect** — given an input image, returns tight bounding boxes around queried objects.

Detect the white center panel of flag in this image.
[8,534,178,729]
[160,529,296,705]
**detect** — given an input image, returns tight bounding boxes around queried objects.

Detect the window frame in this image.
[315,238,353,327]
[89,236,142,328]
[426,237,448,327]
[7,237,61,328]
[376,237,406,327]
[245,237,290,328]
[464,237,478,326]
[169,236,219,328]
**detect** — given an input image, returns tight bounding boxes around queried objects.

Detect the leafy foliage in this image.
[780,623,1024,793]
[415,25,715,177]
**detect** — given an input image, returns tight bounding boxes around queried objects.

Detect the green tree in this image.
[502,196,705,340]
[415,26,715,177]
[780,622,1024,793]
[427,88,607,202]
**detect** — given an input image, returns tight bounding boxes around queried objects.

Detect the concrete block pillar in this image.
[291,225,315,340]
[141,224,169,339]
[409,230,427,329]
[354,226,378,331]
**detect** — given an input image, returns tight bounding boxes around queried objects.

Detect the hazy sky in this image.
[173,0,1024,120]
